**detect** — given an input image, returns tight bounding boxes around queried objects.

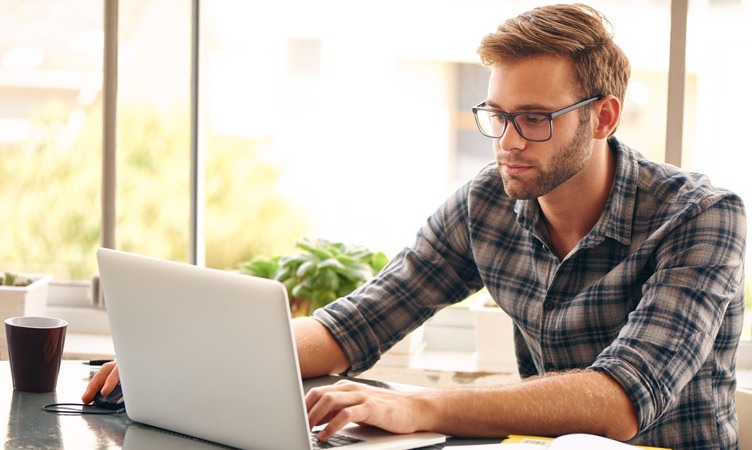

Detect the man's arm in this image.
[423,369,638,440]
[293,317,349,378]
[307,369,638,442]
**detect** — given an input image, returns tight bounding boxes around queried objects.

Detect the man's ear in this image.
[593,95,621,139]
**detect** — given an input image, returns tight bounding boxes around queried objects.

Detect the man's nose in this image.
[498,121,527,152]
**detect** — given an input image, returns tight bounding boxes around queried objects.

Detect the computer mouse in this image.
[94,382,125,410]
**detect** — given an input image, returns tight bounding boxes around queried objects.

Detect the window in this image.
[1,1,749,361]
[201,0,465,262]
[685,0,752,341]
[0,1,102,280]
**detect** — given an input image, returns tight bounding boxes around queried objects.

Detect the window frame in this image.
[52,0,750,369]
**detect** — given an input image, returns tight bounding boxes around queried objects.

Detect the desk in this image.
[1,361,498,449]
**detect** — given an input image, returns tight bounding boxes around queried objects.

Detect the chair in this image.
[738,388,752,450]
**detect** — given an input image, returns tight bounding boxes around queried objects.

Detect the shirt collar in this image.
[513,137,637,247]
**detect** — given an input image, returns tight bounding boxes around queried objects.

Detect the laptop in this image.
[96,248,447,450]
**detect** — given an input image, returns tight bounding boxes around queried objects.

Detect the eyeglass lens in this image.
[475,111,551,141]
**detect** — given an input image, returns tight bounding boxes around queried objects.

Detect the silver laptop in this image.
[97,248,446,450]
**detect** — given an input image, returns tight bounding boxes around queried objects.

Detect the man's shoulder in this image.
[619,142,743,212]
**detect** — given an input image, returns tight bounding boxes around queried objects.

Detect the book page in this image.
[549,434,637,449]
[451,433,669,450]
[449,445,545,449]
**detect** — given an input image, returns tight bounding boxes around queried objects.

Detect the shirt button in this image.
[544,302,555,311]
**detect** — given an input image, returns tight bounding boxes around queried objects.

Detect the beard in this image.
[500,118,593,200]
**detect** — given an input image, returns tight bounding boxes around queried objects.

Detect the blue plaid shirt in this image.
[314,138,747,450]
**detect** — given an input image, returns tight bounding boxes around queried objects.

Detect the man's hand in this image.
[306,370,638,442]
[81,361,120,404]
[305,380,431,441]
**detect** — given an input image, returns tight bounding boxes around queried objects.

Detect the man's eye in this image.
[519,114,547,126]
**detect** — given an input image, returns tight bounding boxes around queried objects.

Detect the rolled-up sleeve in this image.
[313,181,485,373]
[591,193,746,432]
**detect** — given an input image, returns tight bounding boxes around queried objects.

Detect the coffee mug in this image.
[5,316,67,392]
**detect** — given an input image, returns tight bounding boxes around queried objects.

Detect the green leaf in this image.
[291,283,312,299]
[239,257,279,279]
[317,258,346,271]
[327,241,347,255]
[236,236,391,316]
[313,269,340,292]
[347,249,373,260]
[336,279,360,297]
[331,259,371,281]
[272,266,293,282]
[296,260,318,278]
[279,254,311,267]
[334,254,361,267]
[311,290,338,309]
[295,240,332,261]
[369,252,389,272]
[282,277,297,296]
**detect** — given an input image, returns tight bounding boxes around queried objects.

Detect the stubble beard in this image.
[501,119,593,200]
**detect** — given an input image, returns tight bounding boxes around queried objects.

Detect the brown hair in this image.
[478,3,630,107]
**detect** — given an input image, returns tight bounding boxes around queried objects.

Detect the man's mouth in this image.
[499,161,533,175]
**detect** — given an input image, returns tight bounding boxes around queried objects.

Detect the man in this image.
[84,4,746,449]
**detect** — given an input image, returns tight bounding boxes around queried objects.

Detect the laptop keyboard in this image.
[310,432,365,449]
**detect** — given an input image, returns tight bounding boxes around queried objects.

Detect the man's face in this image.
[486,56,594,200]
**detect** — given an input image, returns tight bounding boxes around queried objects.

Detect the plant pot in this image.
[0,275,52,360]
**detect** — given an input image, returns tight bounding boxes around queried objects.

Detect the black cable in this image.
[42,403,125,415]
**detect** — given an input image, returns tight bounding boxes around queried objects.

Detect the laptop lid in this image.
[98,247,313,449]
[97,248,446,450]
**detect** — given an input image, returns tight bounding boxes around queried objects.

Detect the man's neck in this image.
[538,140,616,260]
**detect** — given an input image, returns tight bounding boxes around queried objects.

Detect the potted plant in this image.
[239,238,389,317]
[0,271,52,359]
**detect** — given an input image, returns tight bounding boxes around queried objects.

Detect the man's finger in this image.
[81,361,118,403]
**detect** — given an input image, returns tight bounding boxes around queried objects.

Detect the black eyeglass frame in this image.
[471,95,604,142]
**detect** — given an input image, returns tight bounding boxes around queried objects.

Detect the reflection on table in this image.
[1,360,498,449]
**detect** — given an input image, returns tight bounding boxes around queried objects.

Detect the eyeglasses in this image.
[471,96,603,142]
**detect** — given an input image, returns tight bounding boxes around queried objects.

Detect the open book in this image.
[450,434,669,450]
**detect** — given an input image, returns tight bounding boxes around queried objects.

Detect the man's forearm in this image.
[414,369,638,441]
[293,317,350,378]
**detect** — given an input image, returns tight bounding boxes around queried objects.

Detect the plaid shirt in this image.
[314,138,746,450]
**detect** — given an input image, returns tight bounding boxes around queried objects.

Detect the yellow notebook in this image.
[501,434,670,450]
